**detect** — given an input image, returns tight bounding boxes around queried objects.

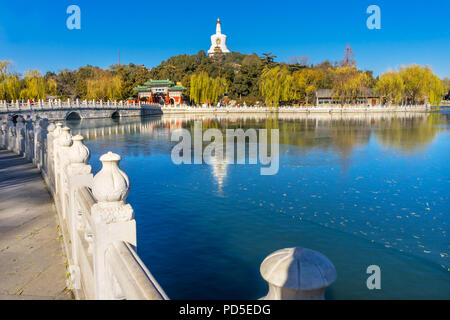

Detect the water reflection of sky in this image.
[68,112,449,299]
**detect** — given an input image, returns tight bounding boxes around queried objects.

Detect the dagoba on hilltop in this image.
[208,18,230,57]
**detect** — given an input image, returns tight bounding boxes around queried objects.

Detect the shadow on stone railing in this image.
[0,114,337,300]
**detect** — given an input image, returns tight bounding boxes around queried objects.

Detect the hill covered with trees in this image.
[1,47,449,107]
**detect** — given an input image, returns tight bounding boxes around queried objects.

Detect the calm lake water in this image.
[67,111,450,299]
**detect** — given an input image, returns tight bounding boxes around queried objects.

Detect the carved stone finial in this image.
[59,127,72,147]
[91,152,133,224]
[53,122,63,137]
[68,135,90,165]
[92,152,130,203]
[47,122,56,133]
[260,247,337,300]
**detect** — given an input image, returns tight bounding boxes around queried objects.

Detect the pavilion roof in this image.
[144,79,174,86]
[133,86,149,92]
[168,86,187,91]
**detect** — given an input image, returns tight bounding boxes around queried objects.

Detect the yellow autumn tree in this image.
[332,66,371,104]
[190,71,228,105]
[375,71,404,105]
[20,70,48,100]
[292,68,325,105]
[0,61,22,101]
[86,74,122,100]
[259,66,293,108]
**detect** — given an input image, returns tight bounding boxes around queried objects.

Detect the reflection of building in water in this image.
[207,153,229,192]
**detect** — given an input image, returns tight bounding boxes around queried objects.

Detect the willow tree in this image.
[0,75,21,101]
[332,66,371,104]
[0,61,22,101]
[426,74,445,107]
[190,71,228,105]
[292,68,324,105]
[399,65,430,105]
[259,66,293,108]
[383,65,445,106]
[20,70,48,100]
[86,74,122,100]
[375,72,404,105]
[0,61,9,82]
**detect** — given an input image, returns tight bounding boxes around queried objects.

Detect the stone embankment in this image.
[160,104,431,114]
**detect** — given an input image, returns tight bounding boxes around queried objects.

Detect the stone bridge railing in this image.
[0,99,144,111]
[0,99,163,120]
[0,114,338,300]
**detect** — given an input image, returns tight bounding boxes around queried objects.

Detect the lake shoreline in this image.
[159,105,432,114]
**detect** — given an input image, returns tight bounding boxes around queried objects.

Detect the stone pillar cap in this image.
[100,151,121,162]
[260,247,337,291]
[72,134,84,141]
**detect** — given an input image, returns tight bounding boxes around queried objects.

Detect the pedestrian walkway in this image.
[0,149,72,300]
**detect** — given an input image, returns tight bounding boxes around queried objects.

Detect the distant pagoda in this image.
[208,18,230,57]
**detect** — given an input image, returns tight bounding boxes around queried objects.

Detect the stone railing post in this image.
[15,116,26,155]
[66,135,93,283]
[24,115,34,161]
[0,118,6,149]
[50,122,63,192]
[6,115,15,151]
[56,127,73,218]
[260,247,336,300]
[33,116,42,168]
[44,122,56,188]
[91,151,136,299]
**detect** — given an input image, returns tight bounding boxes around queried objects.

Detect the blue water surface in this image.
[68,112,450,299]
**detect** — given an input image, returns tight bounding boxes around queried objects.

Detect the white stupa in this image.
[207,18,230,57]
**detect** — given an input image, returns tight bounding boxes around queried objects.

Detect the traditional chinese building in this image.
[133,80,186,105]
[315,88,381,106]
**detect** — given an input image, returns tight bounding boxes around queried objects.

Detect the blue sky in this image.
[0,0,449,77]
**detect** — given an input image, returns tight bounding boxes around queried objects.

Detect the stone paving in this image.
[0,149,72,300]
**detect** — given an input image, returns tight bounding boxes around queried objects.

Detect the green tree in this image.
[20,70,48,100]
[259,66,293,108]
[189,71,228,105]
[375,71,404,105]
